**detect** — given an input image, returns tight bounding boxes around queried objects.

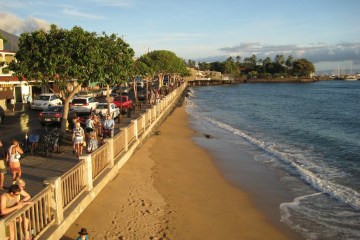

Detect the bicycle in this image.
[38,128,62,158]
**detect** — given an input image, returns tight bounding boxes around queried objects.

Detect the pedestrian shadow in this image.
[59,235,73,240]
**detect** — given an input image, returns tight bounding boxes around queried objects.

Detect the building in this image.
[0,39,33,109]
[0,38,58,109]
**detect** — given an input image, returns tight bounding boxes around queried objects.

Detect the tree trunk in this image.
[106,84,111,115]
[60,84,81,134]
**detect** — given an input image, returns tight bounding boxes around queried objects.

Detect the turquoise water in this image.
[185,80,360,240]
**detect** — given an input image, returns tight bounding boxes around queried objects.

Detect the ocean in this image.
[185,80,360,240]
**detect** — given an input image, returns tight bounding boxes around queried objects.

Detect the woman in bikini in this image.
[6,140,24,183]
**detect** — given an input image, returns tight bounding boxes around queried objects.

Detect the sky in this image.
[1,0,360,73]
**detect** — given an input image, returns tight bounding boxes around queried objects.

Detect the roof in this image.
[0,75,19,81]
[0,50,15,54]
[0,75,23,84]
[38,93,56,96]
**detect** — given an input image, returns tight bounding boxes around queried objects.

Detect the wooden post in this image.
[80,155,93,191]
[0,219,7,240]
[123,127,128,152]
[133,119,138,140]
[104,138,114,168]
[53,177,64,224]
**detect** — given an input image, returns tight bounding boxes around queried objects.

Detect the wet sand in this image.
[63,105,295,239]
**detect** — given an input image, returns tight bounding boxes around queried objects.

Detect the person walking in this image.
[26,95,33,105]
[10,98,16,112]
[6,140,24,183]
[0,140,7,190]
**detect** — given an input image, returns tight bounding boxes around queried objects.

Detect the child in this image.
[86,132,98,153]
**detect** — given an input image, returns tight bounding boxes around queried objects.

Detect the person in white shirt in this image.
[102,114,115,137]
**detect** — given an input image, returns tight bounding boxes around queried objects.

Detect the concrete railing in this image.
[0,82,187,240]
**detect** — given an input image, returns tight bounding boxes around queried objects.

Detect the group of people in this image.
[0,137,88,239]
[149,89,161,105]
[72,113,115,156]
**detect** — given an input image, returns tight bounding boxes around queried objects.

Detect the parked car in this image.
[0,106,5,124]
[113,86,131,94]
[39,105,77,126]
[30,93,62,110]
[112,96,133,113]
[136,81,145,89]
[70,96,98,114]
[74,91,91,98]
[105,93,119,102]
[95,103,120,119]
[137,89,147,101]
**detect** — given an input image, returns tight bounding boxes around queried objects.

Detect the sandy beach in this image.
[63,104,295,240]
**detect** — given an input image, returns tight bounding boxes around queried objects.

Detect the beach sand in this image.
[63,105,295,240]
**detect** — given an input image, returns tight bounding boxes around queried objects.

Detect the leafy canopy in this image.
[10,25,134,133]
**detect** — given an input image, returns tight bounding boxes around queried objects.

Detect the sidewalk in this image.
[0,103,151,197]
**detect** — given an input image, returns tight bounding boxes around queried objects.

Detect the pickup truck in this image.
[112,96,133,113]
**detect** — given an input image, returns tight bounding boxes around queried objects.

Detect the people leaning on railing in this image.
[0,184,32,240]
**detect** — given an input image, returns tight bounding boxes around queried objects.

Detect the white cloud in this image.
[61,8,105,20]
[0,12,51,35]
[218,42,360,65]
[91,0,134,7]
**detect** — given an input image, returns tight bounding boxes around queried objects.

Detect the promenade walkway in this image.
[0,105,149,197]
[0,83,187,240]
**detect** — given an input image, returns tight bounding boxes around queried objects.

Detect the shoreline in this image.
[62,104,298,239]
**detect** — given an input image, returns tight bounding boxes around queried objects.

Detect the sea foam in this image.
[186,99,360,210]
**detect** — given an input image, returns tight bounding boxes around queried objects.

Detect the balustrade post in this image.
[104,138,114,168]
[133,119,138,140]
[53,177,64,224]
[80,154,93,191]
[148,109,152,125]
[142,113,146,130]
[122,127,128,152]
[0,219,6,240]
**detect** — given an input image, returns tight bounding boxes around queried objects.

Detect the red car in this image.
[112,96,133,113]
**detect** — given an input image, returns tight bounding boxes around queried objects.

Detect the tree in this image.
[273,54,285,75]
[10,25,134,133]
[97,33,134,113]
[224,56,239,77]
[186,59,196,69]
[133,57,154,104]
[198,62,210,71]
[291,58,315,78]
[285,55,294,76]
[262,57,272,74]
[243,55,257,70]
[138,50,188,88]
[210,61,225,73]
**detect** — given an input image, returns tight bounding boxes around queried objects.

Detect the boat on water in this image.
[343,75,358,81]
